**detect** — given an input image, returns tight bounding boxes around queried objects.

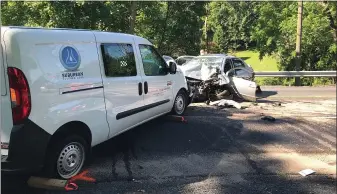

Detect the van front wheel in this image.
[45,135,88,179]
[171,90,187,116]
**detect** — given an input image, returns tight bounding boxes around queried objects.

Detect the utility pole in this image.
[205,16,209,52]
[204,3,210,52]
[295,1,303,86]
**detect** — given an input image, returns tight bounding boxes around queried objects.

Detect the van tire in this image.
[171,90,187,116]
[43,135,89,179]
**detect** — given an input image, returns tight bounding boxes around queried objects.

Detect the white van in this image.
[0,26,190,179]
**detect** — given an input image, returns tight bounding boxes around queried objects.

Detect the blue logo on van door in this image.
[60,46,81,71]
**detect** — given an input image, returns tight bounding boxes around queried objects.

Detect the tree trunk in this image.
[158,2,171,51]
[129,1,137,34]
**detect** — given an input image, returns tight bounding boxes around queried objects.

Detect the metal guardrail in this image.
[254,71,337,77]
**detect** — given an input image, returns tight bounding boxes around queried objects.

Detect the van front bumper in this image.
[1,119,51,174]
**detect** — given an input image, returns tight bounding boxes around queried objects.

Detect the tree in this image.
[129,1,137,34]
[251,2,336,85]
[1,1,28,26]
[162,1,206,56]
[207,1,259,53]
[1,0,335,81]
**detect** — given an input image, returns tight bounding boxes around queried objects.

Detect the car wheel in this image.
[44,135,88,179]
[172,90,187,116]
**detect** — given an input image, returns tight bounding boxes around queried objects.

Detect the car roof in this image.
[200,54,227,57]
[196,54,237,59]
[177,55,196,58]
[162,55,174,61]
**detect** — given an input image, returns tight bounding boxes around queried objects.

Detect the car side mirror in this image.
[169,62,177,74]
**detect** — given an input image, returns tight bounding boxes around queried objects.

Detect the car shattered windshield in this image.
[180,57,224,80]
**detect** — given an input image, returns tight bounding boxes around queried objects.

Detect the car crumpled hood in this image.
[180,60,229,84]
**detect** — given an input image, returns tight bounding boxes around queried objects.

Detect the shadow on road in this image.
[256,90,278,99]
[2,104,336,194]
[85,106,335,193]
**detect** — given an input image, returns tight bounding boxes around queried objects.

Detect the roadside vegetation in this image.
[233,50,336,86]
[1,1,336,85]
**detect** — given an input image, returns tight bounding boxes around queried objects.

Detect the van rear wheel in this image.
[44,135,88,179]
[171,90,187,116]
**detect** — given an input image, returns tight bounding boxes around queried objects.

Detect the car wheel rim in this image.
[57,142,85,179]
[175,94,185,114]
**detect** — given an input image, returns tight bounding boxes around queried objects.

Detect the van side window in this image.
[101,43,137,77]
[139,44,168,76]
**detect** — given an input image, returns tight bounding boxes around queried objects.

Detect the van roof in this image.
[1,26,142,39]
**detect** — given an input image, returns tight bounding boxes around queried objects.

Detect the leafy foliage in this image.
[1,1,336,85]
[1,1,205,57]
[207,1,259,53]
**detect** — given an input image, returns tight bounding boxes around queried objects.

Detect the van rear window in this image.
[101,43,137,77]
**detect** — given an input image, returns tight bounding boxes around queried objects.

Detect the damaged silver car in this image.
[180,54,257,102]
[176,55,196,66]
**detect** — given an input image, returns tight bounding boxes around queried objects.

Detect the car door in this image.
[98,39,145,138]
[223,58,233,74]
[226,58,256,101]
[231,58,254,80]
[135,43,174,117]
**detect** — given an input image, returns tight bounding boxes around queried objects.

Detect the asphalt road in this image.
[1,86,336,194]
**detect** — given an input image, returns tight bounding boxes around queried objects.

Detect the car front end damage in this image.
[183,60,258,103]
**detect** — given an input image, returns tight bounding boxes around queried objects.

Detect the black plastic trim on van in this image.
[1,119,51,173]
[62,86,104,94]
[116,99,170,120]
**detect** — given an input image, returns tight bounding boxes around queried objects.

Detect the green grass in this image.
[230,50,279,86]
[232,50,279,71]
[228,50,335,86]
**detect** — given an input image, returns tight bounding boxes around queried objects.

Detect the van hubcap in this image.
[57,142,85,179]
[175,95,185,114]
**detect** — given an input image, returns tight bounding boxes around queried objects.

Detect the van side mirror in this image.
[169,62,177,74]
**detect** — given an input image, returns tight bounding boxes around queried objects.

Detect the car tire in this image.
[43,135,88,179]
[171,90,187,116]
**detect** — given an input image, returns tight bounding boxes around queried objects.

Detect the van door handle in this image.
[138,82,143,95]
[144,81,148,94]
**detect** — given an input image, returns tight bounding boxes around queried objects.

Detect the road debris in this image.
[298,169,316,176]
[261,116,276,122]
[27,176,68,190]
[138,165,144,169]
[64,182,78,191]
[137,189,146,193]
[165,115,188,123]
[131,178,142,183]
[210,99,242,109]
[69,169,96,183]
[272,102,282,107]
